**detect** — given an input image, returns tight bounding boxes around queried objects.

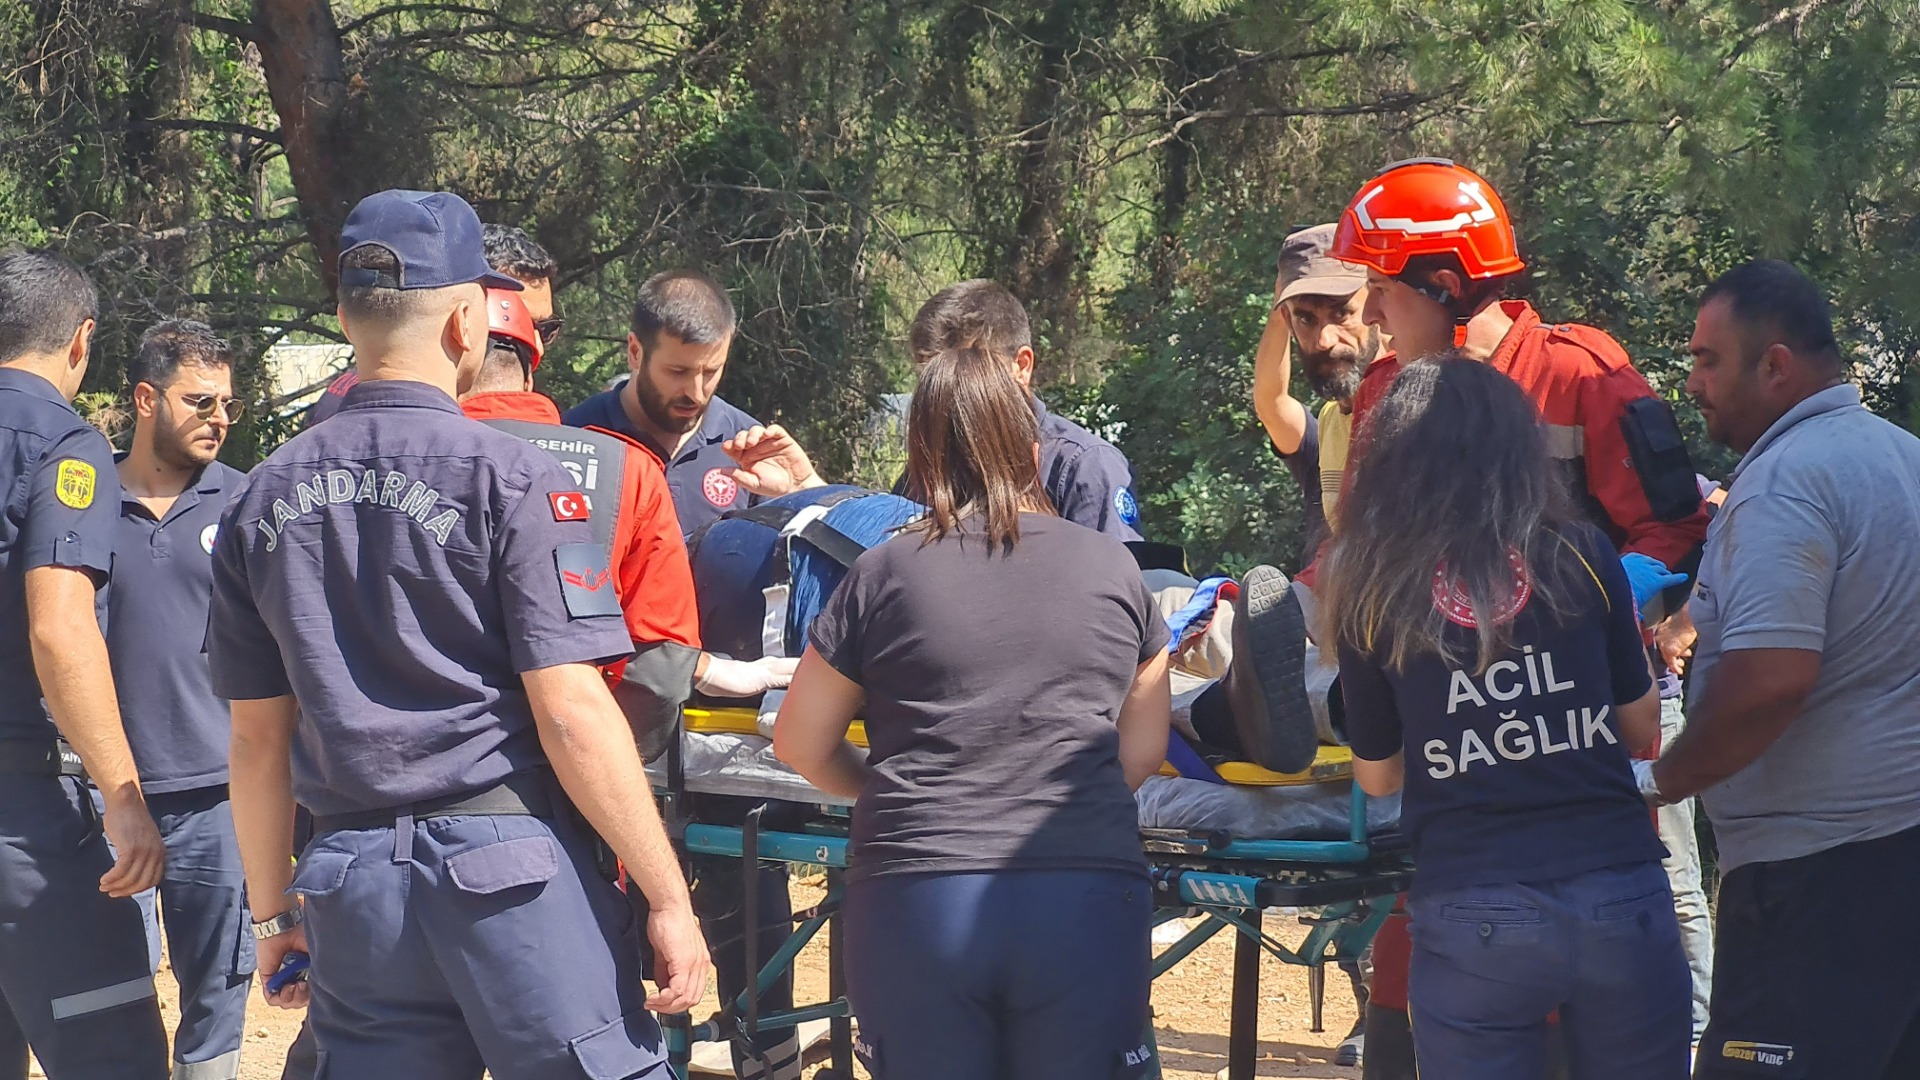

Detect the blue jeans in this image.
[1407,861,1690,1080]
[1655,696,1715,1043]
[142,788,254,1080]
[843,869,1154,1080]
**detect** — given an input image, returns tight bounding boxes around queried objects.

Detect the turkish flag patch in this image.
[550,491,590,522]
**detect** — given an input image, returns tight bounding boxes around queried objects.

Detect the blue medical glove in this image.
[1621,553,1689,616]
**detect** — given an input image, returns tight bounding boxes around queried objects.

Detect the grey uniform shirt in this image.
[1034,400,1143,542]
[896,400,1146,542]
[1688,384,1920,872]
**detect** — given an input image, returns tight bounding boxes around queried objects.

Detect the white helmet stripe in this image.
[1352,184,1387,230]
[1360,181,1498,236]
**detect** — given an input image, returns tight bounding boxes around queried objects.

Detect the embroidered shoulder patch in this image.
[54,459,96,509]
[556,543,621,618]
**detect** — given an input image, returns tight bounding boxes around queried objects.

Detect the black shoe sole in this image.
[1231,565,1320,774]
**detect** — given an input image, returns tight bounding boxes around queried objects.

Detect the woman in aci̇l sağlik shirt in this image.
[1319,355,1689,1080]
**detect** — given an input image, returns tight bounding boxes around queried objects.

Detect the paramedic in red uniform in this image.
[463,288,701,694]
[1331,159,1707,604]
[470,289,800,1080]
[462,289,797,714]
[1325,159,1711,1080]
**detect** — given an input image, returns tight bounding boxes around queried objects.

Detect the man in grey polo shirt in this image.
[1641,259,1920,1079]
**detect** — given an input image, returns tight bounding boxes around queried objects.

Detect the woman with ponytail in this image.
[774,345,1172,1079]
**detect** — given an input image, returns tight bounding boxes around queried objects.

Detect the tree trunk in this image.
[253,0,357,294]
[126,0,203,300]
[998,0,1085,383]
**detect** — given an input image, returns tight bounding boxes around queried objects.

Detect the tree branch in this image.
[83,215,302,267]
[85,119,282,144]
[338,3,552,34]
[1127,86,1463,154]
[1167,41,1386,101]
[178,10,260,42]
[1721,0,1833,72]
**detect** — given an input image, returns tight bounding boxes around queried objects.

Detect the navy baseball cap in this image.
[337,190,523,291]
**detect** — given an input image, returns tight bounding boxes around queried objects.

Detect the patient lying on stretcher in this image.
[1145,564,1343,775]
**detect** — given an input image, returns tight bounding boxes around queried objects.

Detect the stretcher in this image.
[653,707,1413,1080]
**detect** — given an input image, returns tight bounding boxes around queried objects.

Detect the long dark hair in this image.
[1318,355,1575,672]
[903,345,1054,552]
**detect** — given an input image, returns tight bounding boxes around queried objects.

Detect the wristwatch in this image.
[251,906,305,940]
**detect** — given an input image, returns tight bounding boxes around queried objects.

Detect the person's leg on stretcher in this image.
[1150,565,1336,776]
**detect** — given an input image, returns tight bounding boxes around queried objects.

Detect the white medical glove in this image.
[694,654,800,698]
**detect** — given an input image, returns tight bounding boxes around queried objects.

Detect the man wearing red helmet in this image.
[1328,159,1717,1070]
[1330,158,1708,612]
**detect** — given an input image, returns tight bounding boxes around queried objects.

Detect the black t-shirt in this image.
[808,513,1170,882]
[1339,522,1663,895]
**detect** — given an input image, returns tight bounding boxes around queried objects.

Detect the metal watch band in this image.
[251,907,304,940]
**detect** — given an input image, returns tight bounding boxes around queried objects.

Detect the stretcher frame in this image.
[655,709,1412,1080]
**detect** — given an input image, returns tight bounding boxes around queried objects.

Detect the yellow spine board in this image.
[681,707,1350,787]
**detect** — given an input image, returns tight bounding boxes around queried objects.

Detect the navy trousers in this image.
[1407,860,1691,1080]
[842,868,1155,1080]
[293,809,670,1080]
[136,788,254,1080]
[0,776,168,1079]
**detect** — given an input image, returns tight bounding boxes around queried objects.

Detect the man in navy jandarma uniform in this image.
[207,190,710,1078]
[0,248,170,1078]
[107,320,253,1080]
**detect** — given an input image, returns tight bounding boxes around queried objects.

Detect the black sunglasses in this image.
[534,317,565,347]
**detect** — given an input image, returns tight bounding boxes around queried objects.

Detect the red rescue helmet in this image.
[1332,158,1525,280]
[486,287,543,370]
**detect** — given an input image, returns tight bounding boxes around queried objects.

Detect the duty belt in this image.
[311,769,556,834]
[0,738,87,778]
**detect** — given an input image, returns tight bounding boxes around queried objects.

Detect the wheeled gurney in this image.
[651,707,1413,1080]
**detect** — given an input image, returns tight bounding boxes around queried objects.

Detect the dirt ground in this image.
[63,883,1362,1080]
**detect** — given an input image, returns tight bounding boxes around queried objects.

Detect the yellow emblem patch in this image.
[54,459,96,509]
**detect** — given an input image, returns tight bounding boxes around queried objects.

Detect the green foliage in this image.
[0,0,1913,573]
[1095,204,1313,576]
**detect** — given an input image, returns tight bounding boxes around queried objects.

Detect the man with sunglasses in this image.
[108,320,252,1080]
[305,224,563,427]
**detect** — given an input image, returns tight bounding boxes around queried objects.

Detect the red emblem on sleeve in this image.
[550,492,590,521]
[562,567,614,592]
[702,468,739,508]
